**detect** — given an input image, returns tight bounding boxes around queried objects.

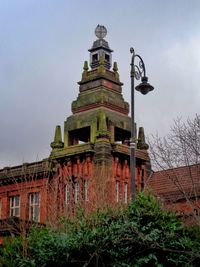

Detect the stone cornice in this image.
[50,143,94,160]
[72,102,129,115]
[78,68,122,86]
[112,143,150,161]
[0,160,51,184]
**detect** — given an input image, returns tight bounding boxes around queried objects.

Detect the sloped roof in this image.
[147,164,200,201]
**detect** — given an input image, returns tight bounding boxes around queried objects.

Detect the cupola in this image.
[88,25,113,70]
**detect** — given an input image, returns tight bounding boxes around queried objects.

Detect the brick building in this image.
[0,26,151,241]
[148,164,200,224]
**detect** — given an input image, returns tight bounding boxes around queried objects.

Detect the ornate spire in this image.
[137,127,149,150]
[82,61,89,80]
[50,125,64,149]
[113,61,119,80]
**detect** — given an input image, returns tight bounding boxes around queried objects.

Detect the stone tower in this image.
[50,25,151,208]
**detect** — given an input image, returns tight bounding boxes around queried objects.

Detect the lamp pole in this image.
[130,47,154,201]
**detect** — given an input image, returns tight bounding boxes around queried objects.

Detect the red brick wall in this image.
[0,178,48,223]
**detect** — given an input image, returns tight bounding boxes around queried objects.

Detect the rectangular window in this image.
[29,192,40,222]
[92,53,98,62]
[74,182,79,203]
[10,196,20,217]
[83,180,88,202]
[194,208,199,216]
[116,181,120,203]
[65,184,70,205]
[124,183,128,204]
[105,54,110,62]
[141,169,145,191]
[0,199,2,219]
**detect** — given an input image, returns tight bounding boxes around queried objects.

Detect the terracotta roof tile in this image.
[147,164,200,201]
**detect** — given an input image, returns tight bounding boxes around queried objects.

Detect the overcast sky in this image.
[0,0,200,168]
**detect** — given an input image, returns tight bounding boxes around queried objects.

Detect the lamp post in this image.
[130,47,154,201]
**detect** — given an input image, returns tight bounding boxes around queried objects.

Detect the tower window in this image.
[114,127,130,145]
[105,54,110,62]
[92,54,98,62]
[68,127,90,146]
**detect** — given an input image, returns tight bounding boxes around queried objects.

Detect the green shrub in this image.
[0,193,200,267]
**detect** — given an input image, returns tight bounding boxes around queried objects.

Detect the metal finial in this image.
[95,25,107,39]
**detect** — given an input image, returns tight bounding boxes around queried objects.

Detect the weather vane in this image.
[95,25,107,39]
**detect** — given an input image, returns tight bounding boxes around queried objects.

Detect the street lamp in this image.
[130,47,154,201]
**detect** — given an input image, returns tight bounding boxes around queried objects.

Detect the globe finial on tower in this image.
[95,25,107,39]
[89,25,113,70]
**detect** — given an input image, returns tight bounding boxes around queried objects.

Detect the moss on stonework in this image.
[82,61,89,80]
[137,127,149,150]
[72,87,129,112]
[79,65,123,86]
[51,125,64,149]
[65,108,131,133]
[49,143,94,159]
[113,61,119,80]
[97,56,106,74]
[96,110,110,139]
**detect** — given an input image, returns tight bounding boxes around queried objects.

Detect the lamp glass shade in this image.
[135,76,154,95]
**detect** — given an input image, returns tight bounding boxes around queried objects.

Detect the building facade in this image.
[0,26,151,241]
[149,164,200,225]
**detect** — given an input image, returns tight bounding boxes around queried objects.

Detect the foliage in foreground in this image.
[0,193,200,267]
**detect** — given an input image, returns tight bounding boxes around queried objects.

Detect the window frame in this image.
[65,184,70,205]
[74,182,79,203]
[0,199,2,219]
[9,195,20,217]
[29,192,40,222]
[83,180,88,202]
[116,180,120,203]
[124,182,128,204]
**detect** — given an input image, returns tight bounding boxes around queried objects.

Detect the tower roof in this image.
[88,38,113,53]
